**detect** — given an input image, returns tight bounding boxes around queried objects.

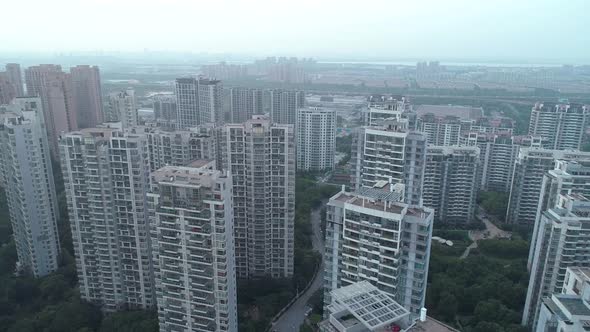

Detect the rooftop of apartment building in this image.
[414,104,483,120]
[320,281,458,332]
[533,102,589,113]
[151,160,222,186]
[473,116,514,128]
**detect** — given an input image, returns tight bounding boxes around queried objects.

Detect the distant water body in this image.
[319,60,567,68]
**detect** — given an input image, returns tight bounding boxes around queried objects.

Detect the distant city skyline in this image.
[1,0,589,63]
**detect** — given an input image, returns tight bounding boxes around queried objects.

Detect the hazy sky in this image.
[2,0,589,61]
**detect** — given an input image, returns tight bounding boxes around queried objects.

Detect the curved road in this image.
[271,205,325,332]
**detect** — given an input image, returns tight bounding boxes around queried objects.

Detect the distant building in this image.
[320,281,458,332]
[198,78,223,125]
[0,97,60,277]
[535,267,590,332]
[529,102,589,150]
[201,61,248,81]
[324,183,434,316]
[70,65,104,128]
[149,163,238,332]
[152,95,177,130]
[175,78,199,129]
[523,193,590,328]
[25,64,78,155]
[217,116,295,278]
[423,146,480,224]
[226,87,263,123]
[107,88,138,128]
[459,132,541,192]
[0,72,17,104]
[506,148,590,227]
[296,107,336,171]
[267,89,305,125]
[4,63,24,96]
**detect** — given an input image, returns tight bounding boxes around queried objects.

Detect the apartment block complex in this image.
[506,148,590,227]
[422,146,480,224]
[323,183,434,316]
[296,107,336,171]
[149,163,238,332]
[60,127,156,311]
[529,102,589,150]
[217,116,295,278]
[4,63,24,97]
[523,193,590,328]
[0,97,60,277]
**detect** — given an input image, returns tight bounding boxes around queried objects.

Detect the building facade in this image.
[60,127,156,311]
[422,146,479,224]
[198,78,223,125]
[296,107,336,171]
[146,125,216,172]
[25,64,78,155]
[149,163,238,332]
[227,87,263,123]
[152,95,177,130]
[523,194,590,328]
[0,97,60,277]
[5,63,24,97]
[528,102,589,150]
[323,184,434,316]
[175,78,199,129]
[70,65,103,128]
[108,88,138,128]
[506,148,590,227]
[352,124,426,205]
[217,117,295,278]
[267,89,305,125]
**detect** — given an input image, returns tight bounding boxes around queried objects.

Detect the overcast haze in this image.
[2,0,589,62]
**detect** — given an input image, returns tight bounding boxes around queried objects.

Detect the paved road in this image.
[272,205,325,332]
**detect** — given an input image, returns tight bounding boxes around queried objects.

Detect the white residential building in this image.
[153,95,177,130]
[198,78,223,126]
[146,125,216,172]
[226,87,263,123]
[528,102,589,150]
[523,193,590,328]
[352,123,426,205]
[323,183,434,316]
[108,88,138,128]
[267,89,305,125]
[149,162,238,332]
[296,107,336,171]
[422,146,480,224]
[535,267,590,332]
[0,97,60,277]
[506,148,590,227]
[217,116,295,278]
[60,126,156,311]
[175,78,199,129]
